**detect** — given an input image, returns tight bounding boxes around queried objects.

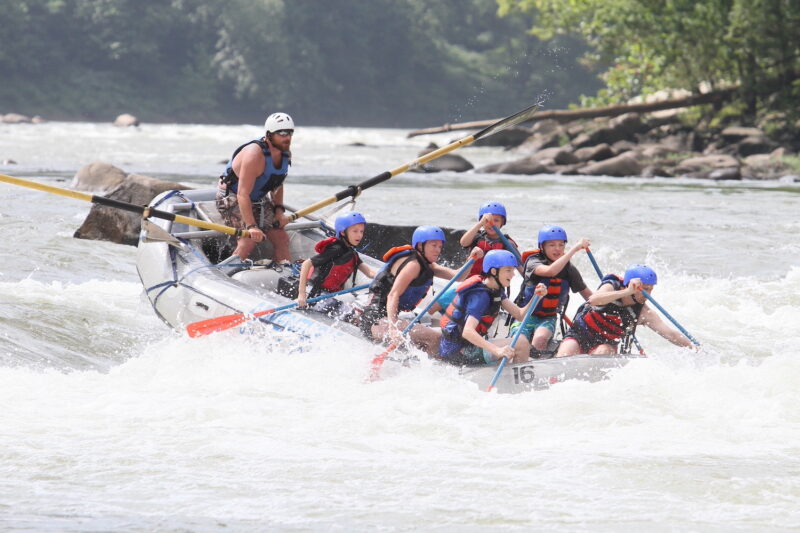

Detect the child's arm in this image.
[431,247,483,280]
[587,279,631,307]
[638,305,693,348]
[460,214,493,247]
[502,282,546,321]
[534,238,591,277]
[358,261,377,278]
[296,258,314,308]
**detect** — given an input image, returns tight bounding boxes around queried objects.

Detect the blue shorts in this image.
[509,314,556,340]
[439,337,495,366]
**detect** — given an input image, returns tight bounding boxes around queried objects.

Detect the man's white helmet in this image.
[264,112,294,133]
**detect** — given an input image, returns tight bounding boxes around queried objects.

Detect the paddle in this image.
[0,173,255,239]
[368,259,475,381]
[641,290,701,347]
[486,293,543,392]
[585,248,646,355]
[284,103,541,224]
[186,282,371,338]
[489,225,522,263]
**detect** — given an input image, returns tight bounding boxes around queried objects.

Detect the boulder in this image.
[2,113,32,124]
[721,126,764,141]
[736,135,777,157]
[113,113,140,127]
[71,162,128,193]
[31,115,46,124]
[529,146,578,165]
[74,174,183,246]
[573,143,614,163]
[477,156,551,175]
[411,148,473,173]
[571,113,647,148]
[577,152,643,177]
[470,127,532,148]
[364,224,467,267]
[707,167,741,180]
[673,154,739,175]
[638,144,679,159]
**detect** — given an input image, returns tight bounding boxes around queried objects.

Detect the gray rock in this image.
[578,152,643,177]
[74,174,184,245]
[721,126,764,141]
[477,156,550,175]
[113,113,140,127]
[707,167,741,180]
[364,224,467,267]
[2,113,31,124]
[71,162,128,193]
[736,135,777,157]
[470,127,532,148]
[674,154,739,175]
[573,143,614,163]
[412,149,473,173]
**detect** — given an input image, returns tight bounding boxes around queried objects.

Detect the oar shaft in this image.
[586,249,604,279]
[487,293,542,392]
[1,173,249,238]
[490,225,522,263]
[290,103,540,222]
[641,290,700,346]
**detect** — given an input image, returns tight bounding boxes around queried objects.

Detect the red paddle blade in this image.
[186,313,250,338]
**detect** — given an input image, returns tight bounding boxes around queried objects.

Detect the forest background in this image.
[2,0,798,128]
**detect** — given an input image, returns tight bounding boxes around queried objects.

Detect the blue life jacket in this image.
[219,139,290,201]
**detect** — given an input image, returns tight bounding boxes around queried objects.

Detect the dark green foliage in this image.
[0,0,601,126]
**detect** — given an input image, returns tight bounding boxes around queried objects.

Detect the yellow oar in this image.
[285,103,541,223]
[0,173,253,238]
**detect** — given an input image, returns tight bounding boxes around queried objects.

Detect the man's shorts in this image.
[215,190,275,231]
[509,314,557,340]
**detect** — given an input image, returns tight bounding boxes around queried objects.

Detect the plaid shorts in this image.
[215,189,275,231]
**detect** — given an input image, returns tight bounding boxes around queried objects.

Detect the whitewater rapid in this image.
[1,121,798,531]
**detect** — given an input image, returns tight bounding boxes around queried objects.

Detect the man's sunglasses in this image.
[274,129,294,137]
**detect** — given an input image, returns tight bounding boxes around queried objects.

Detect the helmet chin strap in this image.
[415,243,432,264]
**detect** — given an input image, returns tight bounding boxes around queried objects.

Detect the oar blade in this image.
[186,313,251,338]
[474,103,541,140]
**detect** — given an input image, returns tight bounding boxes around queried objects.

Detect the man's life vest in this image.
[515,249,569,318]
[440,275,503,345]
[219,139,290,201]
[575,274,643,344]
[367,245,433,313]
[308,237,361,298]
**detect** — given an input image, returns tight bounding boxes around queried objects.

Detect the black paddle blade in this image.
[474,103,541,140]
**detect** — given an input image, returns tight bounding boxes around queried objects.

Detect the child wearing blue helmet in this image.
[361,225,478,354]
[511,225,592,353]
[556,264,693,356]
[439,249,547,366]
[459,201,520,276]
[296,211,376,320]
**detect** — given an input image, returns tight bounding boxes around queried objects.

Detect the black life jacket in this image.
[368,245,433,313]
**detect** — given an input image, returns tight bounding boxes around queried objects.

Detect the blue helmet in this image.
[538,225,568,247]
[482,249,518,273]
[334,211,366,238]
[623,264,658,286]
[478,201,507,223]
[412,225,446,248]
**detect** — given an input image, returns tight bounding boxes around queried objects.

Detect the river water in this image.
[1,121,799,531]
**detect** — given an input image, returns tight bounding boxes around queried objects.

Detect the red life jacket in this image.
[440,275,503,341]
[468,230,517,276]
[517,249,567,318]
[308,237,361,296]
[577,274,642,343]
